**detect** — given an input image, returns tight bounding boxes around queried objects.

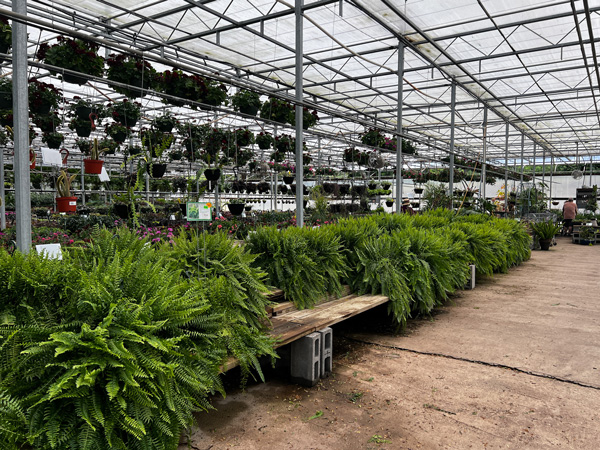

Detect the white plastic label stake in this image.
[99,167,110,182]
[36,243,63,260]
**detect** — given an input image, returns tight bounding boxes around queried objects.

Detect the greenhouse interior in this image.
[1,1,599,449]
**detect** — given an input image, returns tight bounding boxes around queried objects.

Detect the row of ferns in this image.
[0,211,531,449]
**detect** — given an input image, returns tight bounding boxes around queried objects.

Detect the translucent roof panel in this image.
[1,0,599,167]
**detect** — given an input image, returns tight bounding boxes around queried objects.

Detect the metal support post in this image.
[214,183,219,216]
[549,156,554,208]
[145,173,149,201]
[532,143,537,186]
[0,148,5,230]
[520,134,524,188]
[481,108,488,201]
[504,122,509,213]
[295,0,304,227]
[395,41,404,213]
[542,149,546,195]
[80,159,86,206]
[274,171,278,211]
[13,0,31,253]
[449,80,456,209]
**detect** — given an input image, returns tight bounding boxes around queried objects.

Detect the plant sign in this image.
[187,202,212,221]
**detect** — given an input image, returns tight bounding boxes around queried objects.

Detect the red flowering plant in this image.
[106,53,158,98]
[290,106,319,128]
[360,128,386,148]
[157,69,207,107]
[28,78,62,114]
[108,99,141,127]
[36,36,104,83]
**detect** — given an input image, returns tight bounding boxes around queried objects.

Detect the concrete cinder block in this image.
[466,264,476,290]
[291,332,321,387]
[319,327,333,378]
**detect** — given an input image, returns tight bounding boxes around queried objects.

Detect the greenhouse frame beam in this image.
[395,41,404,214]
[12,0,31,254]
[350,0,557,159]
[142,0,338,50]
[295,0,304,228]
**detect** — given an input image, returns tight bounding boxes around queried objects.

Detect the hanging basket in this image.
[62,73,89,85]
[204,168,221,181]
[113,203,131,220]
[283,175,294,185]
[84,159,104,174]
[385,201,394,207]
[414,188,424,194]
[149,163,167,178]
[56,196,77,213]
[244,205,252,212]
[228,203,244,216]
[111,131,127,143]
[239,105,259,117]
[75,124,92,138]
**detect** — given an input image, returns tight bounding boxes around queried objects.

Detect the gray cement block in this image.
[291,332,321,387]
[466,264,476,289]
[319,327,333,378]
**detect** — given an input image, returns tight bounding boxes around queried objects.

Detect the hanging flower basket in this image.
[106,53,158,98]
[414,187,424,194]
[283,175,294,185]
[256,132,273,150]
[56,196,77,213]
[260,97,294,124]
[231,89,262,116]
[36,37,104,84]
[28,79,61,115]
[84,159,104,174]
[41,132,64,149]
[385,200,394,207]
[108,100,141,127]
[0,16,12,64]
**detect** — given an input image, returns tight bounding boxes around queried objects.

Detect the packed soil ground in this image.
[180,236,600,449]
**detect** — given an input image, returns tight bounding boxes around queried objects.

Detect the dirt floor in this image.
[181,237,600,450]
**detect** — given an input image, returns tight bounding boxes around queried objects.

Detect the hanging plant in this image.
[152,113,178,133]
[69,116,95,138]
[0,77,12,109]
[344,147,361,164]
[260,97,294,124]
[41,131,64,149]
[290,106,319,129]
[36,36,105,84]
[75,138,92,154]
[275,134,294,153]
[402,139,417,155]
[231,88,262,116]
[68,97,105,121]
[28,79,62,115]
[202,79,228,108]
[141,129,174,155]
[256,132,273,150]
[360,128,386,148]
[108,100,141,127]
[302,153,312,165]
[270,150,286,163]
[106,53,158,98]
[0,15,12,62]
[95,138,118,155]
[233,127,255,148]
[105,122,131,143]
[0,110,12,127]
[32,111,60,133]
[157,69,207,106]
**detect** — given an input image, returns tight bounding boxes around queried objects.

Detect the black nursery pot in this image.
[113,203,131,220]
[228,203,244,216]
[283,176,295,185]
[204,168,221,181]
[150,163,167,178]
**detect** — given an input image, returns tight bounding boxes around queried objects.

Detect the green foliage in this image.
[246,226,347,309]
[0,229,226,450]
[530,221,561,240]
[164,231,277,381]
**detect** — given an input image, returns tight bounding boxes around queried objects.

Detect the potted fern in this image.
[83,138,106,174]
[231,89,262,116]
[530,221,560,250]
[56,169,77,212]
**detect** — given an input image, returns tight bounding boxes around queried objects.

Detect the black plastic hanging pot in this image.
[204,168,221,181]
[228,203,244,216]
